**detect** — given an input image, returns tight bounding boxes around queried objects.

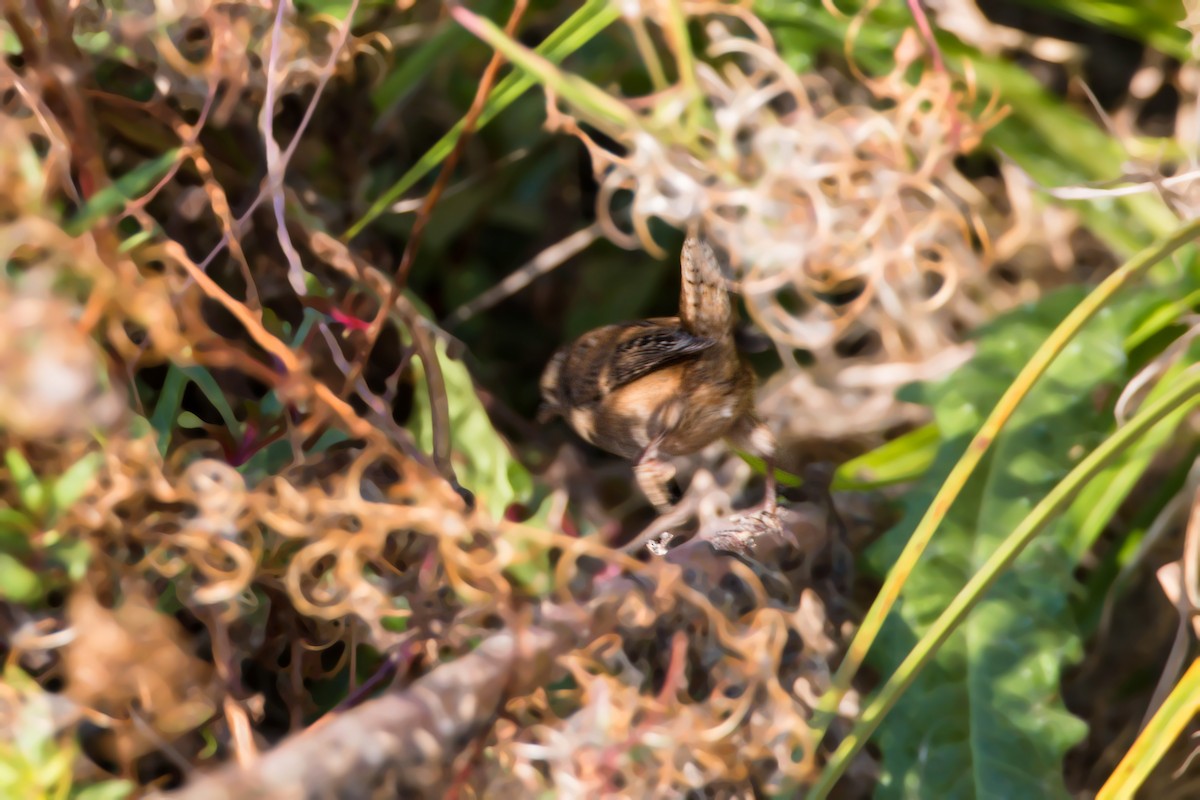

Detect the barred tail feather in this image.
[678,236,733,339]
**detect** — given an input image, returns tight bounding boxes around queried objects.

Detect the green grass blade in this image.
[64,148,181,235]
[833,423,939,491]
[149,365,189,456]
[1096,657,1200,800]
[371,4,500,113]
[343,0,620,241]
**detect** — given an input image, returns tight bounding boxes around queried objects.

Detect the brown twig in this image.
[394,294,473,502]
[343,0,530,387]
[304,228,477,500]
[158,594,620,799]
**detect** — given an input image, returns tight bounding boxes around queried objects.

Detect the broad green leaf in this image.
[863,289,1138,798]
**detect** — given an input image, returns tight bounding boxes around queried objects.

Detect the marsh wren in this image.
[539,236,777,512]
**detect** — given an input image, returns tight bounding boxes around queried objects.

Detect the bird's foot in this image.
[705,507,783,556]
[634,448,677,514]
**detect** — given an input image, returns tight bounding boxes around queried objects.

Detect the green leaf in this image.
[64,149,181,235]
[177,411,207,429]
[1005,0,1189,60]
[73,780,135,800]
[833,423,939,491]
[149,365,188,455]
[382,596,410,633]
[0,509,35,537]
[0,553,42,603]
[971,52,1177,250]
[503,534,553,597]
[52,538,92,584]
[863,288,1138,798]
[407,337,534,523]
[293,0,377,20]
[1096,657,1200,798]
[5,449,45,517]
[450,5,639,135]
[1124,286,1200,351]
[150,365,243,455]
[737,452,803,487]
[49,452,102,521]
[182,366,242,436]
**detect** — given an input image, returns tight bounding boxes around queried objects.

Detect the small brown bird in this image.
[539,236,777,512]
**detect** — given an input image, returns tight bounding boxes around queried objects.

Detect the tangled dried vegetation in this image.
[0,0,1104,797]
[559,3,1071,461]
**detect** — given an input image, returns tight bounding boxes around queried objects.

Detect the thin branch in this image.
[345,0,531,386]
[444,222,602,327]
[158,595,620,799]
[261,0,362,294]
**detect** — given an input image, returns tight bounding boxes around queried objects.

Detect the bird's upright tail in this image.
[678,236,734,340]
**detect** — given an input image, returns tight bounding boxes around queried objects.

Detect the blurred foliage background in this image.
[3,0,1200,797]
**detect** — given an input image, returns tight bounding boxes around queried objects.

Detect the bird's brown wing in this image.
[606,324,716,391]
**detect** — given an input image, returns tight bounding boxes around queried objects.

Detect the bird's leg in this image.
[760,456,778,515]
[634,436,676,514]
